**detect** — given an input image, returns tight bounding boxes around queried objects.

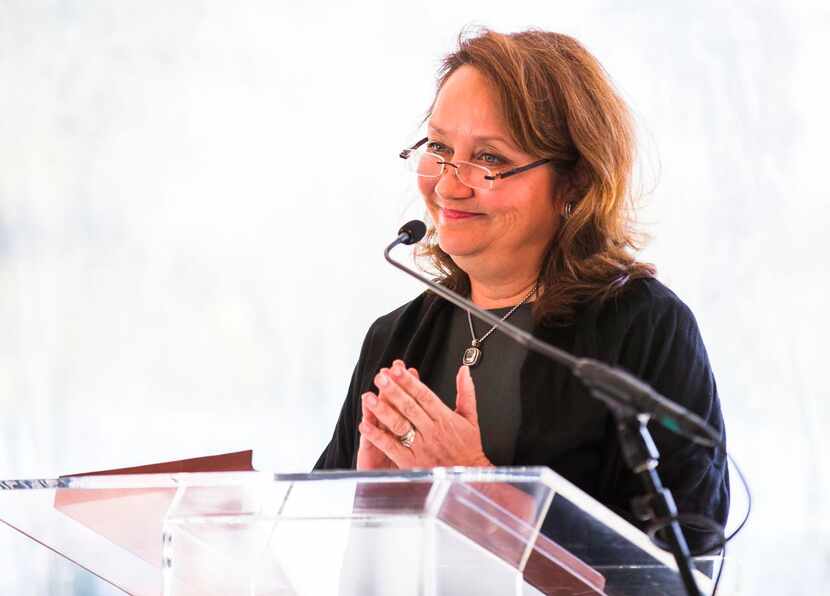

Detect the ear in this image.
[552,158,588,208]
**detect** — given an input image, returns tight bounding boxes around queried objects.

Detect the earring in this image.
[562,202,575,219]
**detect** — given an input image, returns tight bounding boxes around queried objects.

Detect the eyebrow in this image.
[427,123,512,147]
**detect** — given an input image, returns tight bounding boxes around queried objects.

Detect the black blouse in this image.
[427,302,534,466]
[314,277,729,553]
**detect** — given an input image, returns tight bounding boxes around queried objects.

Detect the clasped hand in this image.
[357,359,492,470]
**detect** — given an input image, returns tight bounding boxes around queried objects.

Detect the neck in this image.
[468,272,539,309]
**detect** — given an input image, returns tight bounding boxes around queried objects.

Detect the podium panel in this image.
[0,467,718,595]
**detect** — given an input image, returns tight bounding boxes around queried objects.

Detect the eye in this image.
[426,140,451,155]
[476,152,506,166]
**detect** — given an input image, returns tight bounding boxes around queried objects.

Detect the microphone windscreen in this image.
[398,220,427,245]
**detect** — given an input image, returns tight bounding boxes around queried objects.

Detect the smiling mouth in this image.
[440,207,482,220]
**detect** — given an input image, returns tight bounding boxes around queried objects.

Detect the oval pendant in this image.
[462,345,482,367]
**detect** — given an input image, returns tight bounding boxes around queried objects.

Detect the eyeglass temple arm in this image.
[399,137,429,159]
[483,158,552,181]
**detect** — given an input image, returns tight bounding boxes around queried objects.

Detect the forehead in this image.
[429,65,510,140]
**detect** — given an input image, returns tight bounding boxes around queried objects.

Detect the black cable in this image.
[723,451,753,545]
[710,451,752,595]
[711,538,727,596]
[645,514,725,555]
[643,450,751,595]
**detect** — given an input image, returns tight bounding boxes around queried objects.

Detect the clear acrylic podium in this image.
[0,464,718,595]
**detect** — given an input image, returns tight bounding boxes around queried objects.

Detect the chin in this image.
[436,229,483,258]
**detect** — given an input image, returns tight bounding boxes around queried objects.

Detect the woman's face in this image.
[419,65,558,275]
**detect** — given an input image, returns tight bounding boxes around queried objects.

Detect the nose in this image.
[435,163,474,200]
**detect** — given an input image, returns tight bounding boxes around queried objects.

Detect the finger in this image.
[371,368,394,420]
[366,390,417,438]
[455,365,479,423]
[359,394,379,454]
[360,391,380,425]
[391,360,419,380]
[388,361,446,420]
[359,418,415,468]
[376,368,435,430]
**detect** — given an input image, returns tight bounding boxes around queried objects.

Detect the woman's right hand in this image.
[357,393,395,470]
[356,366,421,470]
[356,367,400,470]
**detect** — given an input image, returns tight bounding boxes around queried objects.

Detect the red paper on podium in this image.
[54,451,254,569]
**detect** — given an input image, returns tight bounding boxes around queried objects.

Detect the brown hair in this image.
[419,28,656,323]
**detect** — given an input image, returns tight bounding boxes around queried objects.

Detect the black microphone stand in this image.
[385,233,705,596]
[586,387,703,596]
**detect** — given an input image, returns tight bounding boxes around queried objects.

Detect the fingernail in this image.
[376,373,389,387]
[391,364,403,377]
[364,393,378,407]
[393,359,405,368]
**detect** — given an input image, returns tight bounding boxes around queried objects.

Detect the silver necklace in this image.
[462,285,537,367]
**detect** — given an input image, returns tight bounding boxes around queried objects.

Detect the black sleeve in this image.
[313,323,377,471]
[608,294,730,553]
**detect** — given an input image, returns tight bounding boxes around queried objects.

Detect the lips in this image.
[441,207,482,220]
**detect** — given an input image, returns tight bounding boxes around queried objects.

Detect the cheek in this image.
[520,176,557,227]
[497,189,557,238]
[418,177,436,199]
[524,195,556,232]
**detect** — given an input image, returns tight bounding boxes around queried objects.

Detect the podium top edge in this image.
[1,466,559,491]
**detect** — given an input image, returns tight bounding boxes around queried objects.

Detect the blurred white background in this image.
[1,0,828,594]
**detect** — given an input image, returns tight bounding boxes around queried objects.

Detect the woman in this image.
[315,29,729,553]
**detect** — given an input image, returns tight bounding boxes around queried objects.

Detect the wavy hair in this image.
[419,28,656,323]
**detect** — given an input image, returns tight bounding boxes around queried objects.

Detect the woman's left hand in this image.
[358,359,493,468]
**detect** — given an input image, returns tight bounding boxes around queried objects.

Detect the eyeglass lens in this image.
[411,150,490,190]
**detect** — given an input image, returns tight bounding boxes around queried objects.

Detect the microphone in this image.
[384,220,723,449]
[394,220,427,246]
